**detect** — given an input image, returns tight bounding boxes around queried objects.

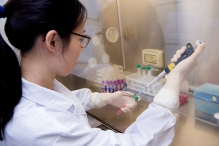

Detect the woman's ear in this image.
[45,30,62,53]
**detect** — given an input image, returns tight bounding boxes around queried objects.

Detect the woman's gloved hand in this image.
[101,91,141,113]
[153,42,206,109]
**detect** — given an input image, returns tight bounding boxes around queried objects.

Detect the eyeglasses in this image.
[71,32,91,48]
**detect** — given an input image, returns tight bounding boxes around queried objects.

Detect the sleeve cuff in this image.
[91,92,107,108]
[153,88,179,109]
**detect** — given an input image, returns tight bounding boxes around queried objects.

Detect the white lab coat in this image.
[4,78,176,146]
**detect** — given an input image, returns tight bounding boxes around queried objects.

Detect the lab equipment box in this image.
[194,83,219,115]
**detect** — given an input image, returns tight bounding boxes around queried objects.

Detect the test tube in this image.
[124,81,127,90]
[117,95,139,115]
[114,80,118,92]
[141,66,146,76]
[117,79,121,90]
[117,98,134,115]
[109,81,113,93]
[120,79,124,90]
[136,64,141,74]
[112,81,116,93]
[106,80,110,93]
[101,80,105,93]
[147,66,152,77]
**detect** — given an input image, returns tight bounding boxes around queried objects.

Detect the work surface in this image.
[56,75,219,146]
[88,99,219,146]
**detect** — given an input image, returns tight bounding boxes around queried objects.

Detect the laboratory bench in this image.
[87,95,219,146]
[56,75,219,146]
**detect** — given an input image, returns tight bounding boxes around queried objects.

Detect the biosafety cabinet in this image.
[56,0,219,145]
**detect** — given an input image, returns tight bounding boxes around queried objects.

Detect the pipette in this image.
[136,40,202,97]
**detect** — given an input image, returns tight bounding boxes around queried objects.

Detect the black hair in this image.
[0,0,87,140]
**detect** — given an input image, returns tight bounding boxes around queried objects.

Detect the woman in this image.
[0,0,205,146]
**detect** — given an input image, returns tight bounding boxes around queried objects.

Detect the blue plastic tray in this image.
[194,83,219,115]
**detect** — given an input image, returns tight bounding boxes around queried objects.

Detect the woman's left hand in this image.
[101,91,141,113]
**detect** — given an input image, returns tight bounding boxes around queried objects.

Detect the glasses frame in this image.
[71,32,91,48]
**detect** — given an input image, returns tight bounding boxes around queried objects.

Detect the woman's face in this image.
[56,25,85,76]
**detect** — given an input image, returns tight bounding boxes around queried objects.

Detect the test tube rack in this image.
[125,73,166,96]
[96,65,125,84]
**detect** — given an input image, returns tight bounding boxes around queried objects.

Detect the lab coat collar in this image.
[21,78,85,115]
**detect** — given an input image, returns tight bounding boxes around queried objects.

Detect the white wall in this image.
[150,0,219,86]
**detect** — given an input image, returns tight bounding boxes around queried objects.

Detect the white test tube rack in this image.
[125,73,166,96]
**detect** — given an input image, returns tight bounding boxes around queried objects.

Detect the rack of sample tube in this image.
[125,73,166,96]
[96,65,127,93]
[101,79,127,93]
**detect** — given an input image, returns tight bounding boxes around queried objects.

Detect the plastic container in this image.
[147,66,152,76]
[194,83,219,115]
[136,64,141,74]
[141,66,146,76]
